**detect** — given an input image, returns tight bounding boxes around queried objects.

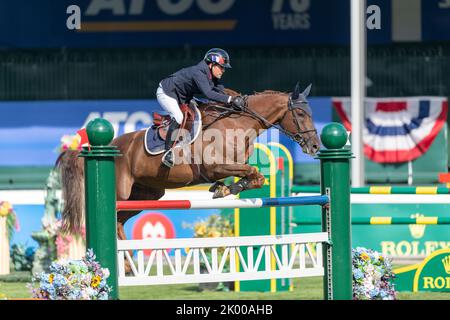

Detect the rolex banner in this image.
[393,248,450,292]
[332,97,448,163]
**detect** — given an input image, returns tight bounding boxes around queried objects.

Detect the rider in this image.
[156,48,245,168]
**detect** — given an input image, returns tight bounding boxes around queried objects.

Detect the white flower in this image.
[372,251,379,260]
[363,278,374,290]
[81,292,90,300]
[83,273,93,285]
[102,268,110,279]
[373,271,382,281]
[86,287,97,297]
[57,258,69,265]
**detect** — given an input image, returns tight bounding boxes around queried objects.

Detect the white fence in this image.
[117,232,328,287]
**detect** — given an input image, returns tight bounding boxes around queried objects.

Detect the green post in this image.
[79,118,121,300]
[317,122,353,300]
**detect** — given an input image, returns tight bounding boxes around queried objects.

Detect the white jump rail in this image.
[117,232,328,286]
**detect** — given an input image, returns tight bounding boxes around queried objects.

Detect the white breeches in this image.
[156,83,184,125]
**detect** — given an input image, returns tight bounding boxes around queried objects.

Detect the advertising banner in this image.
[0,0,391,48]
[3,1,449,48]
[422,0,450,41]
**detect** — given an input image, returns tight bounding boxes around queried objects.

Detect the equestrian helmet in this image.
[204,48,232,69]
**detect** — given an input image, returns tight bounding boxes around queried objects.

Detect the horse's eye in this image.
[295,109,305,118]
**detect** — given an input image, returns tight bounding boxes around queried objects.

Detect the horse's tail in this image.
[56,150,85,235]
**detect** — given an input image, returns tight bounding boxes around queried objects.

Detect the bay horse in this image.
[58,83,320,244]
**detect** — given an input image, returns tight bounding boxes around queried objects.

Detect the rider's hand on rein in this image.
[231,95,245,110]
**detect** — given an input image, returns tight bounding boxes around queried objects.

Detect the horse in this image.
[58,83,321,244]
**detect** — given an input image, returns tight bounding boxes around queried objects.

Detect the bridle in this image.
[282,95,318,148]
[228,95,316,148]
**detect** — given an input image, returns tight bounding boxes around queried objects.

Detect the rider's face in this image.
[211,64,225,79]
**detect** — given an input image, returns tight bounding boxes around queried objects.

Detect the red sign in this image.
[132,212,176,256]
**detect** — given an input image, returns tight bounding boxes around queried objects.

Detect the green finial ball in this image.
[320,122,348,149]
[86,118,114,146]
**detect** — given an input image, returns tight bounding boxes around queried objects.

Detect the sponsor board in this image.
[394,248,450,292]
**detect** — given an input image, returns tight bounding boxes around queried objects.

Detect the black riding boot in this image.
[162,120,180,168]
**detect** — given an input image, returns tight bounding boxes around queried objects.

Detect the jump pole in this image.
[81,119,353,300]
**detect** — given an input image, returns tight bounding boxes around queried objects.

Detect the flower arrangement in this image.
[0,201,19,242]
[56,134,82,153]
[352,247,397,300]
[28,248,111,300]
[191,214,234,239]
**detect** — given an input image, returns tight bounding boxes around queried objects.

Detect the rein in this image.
[223,96,316,147]
[200,104,236,130]
[198,94,316,148]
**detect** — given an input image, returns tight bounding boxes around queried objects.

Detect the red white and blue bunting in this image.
[333,97,448,163]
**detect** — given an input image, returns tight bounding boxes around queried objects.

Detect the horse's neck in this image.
[245,94,288,129]
[198,94,287,131]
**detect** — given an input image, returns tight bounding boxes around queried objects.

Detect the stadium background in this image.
[0,0,449,255]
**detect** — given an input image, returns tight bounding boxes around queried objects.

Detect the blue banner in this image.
[0,0,391,48]
[422,0,450,41]
[0,98,332,166]
[0,100,160,166]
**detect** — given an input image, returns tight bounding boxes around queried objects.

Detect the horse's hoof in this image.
[212,185,231,199]
[209,181,225,193]
[212,189,222,199]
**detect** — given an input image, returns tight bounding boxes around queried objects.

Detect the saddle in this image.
[144,101,201,156]
[152,104,195,141]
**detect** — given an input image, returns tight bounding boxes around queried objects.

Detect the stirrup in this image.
[162,149,174,168]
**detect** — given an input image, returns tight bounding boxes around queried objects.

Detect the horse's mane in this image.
[254,90,288,95]
[196,88,290,128]
[197,88,287,109]
[196,88,240,109]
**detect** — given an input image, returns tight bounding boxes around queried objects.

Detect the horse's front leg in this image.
[208,164,265,198]
[228,166,265,195]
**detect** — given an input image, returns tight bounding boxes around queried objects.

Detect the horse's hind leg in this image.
[116,161,135,243]
[117,184,165,273]
[117,209,141,274]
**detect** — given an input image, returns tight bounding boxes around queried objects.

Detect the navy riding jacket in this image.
[160,60,231,104]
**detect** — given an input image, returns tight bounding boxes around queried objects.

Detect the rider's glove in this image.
[230,96,245,110]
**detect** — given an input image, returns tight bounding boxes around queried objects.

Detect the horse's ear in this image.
[292,82,300,100]
[301,83,312,98]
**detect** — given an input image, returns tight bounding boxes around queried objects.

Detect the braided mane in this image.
[197,89,287,109]
[254,90,288,95]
